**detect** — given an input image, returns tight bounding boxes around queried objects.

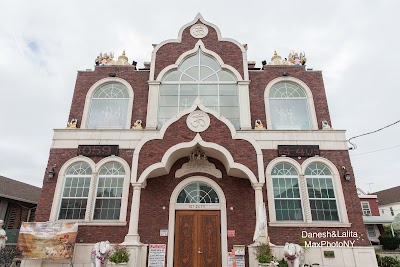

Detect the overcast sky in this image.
[1,0,399,193]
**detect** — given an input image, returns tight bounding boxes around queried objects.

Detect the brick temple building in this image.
[32,14,377,267]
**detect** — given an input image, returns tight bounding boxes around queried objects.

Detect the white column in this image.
[238,81,252,130]
[145,81,161,129]
[252,183,267,240]
[85,172,98,221]
[299,174,312,223]
[124,183,143,245]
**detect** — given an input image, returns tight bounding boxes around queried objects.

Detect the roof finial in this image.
[122,49,126,56]
[195,13,204,19]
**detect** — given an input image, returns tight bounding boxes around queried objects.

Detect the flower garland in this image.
[92,248,108,264]
[286,250,302,264]
[0,235,7,241]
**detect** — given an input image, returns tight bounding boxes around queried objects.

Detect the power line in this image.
[350,144,400,156]
[348,119,400,150]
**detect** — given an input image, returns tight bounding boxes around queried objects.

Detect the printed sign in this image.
[160,230,168,236]
[228,252,245,267]
[148,244,167,267]
[228,230,236,237]
[17,222,78,259]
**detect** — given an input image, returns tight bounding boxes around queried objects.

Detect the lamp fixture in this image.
[108,72,116,77]
[261,60,267,66]
[48,164,57,179]
[342,166,351,181]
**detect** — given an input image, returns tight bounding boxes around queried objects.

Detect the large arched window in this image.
[268,82,311,130]
[59,162,92,220]
[177,182,219,203]
[158,50,239,129]
[87,82,129,129]
[305,163,339,221]
[93,162,126,220]
[272,163,303,221]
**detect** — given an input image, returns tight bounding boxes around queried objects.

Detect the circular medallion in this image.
[186,111,210,132]
[190,24,209,39]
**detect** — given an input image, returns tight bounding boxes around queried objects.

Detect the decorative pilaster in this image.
[238,81,252,130]
[145,81,161,129]
[124,183,143,245]
[85,172,98,221]
[299,175,312,222]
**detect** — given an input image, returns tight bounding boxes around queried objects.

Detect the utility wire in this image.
[350,144,400,156]
[348,119,400,150]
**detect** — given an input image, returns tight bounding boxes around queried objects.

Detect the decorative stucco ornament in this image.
[268,50,291,65]
[254,119,265,130]
[190,24,209,38]
[186,110,210,132]
[283,243,304,267]
[288,51,307,65]
[115,50,130,66]
[132,119,143,129]
[175,147,222,178]
[321,119,331,130]
[95,52,116,66]
[67,118,78,128]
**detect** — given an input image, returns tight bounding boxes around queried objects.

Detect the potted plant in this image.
[255,243,276,266]
[108,245,130,267]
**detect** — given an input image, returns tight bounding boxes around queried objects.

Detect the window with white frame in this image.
[87,82,130,129]
[93,162,125,220]
[361,202,372,216]
[158,50,239,129]
[272,163,303,221]
[268,82,312,130]
[305,163,339,221]
[59,162,92,220]
[366,225,376,237]
[177,182,219,203]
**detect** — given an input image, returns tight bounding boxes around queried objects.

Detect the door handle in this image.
[198,247,202,254]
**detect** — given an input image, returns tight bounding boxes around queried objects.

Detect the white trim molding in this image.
[49,156,131,224]
[264,76,319,130]
[80,77,134,129]
[166,176,228,267]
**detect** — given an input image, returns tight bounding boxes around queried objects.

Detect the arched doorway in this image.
[167,177,227,267]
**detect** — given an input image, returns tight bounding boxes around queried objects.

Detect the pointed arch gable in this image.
[132,101,264,185]
[150,14,248,81]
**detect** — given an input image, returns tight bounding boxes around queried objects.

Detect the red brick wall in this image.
[249,67,331,129]
[35,148,134,243]
[153,20,244,80]
[68,67,149,128]
[139,157,255,266]
[263,150,370,246]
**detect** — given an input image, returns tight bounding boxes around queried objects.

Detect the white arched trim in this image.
[264,76,318,130]
[132,98,264,184]
[266,156,350,227]
[156,40,243,81]
[166,176,228,267]
[301,156,350,224]
[265,157,305,224]
[95,156,131,222]
[150,13,249,81]
[81,77,134,129]
[138,133,258,185]
[49,156,96,221]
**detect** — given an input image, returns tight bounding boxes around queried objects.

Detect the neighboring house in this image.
[373,185,400,219]
[0,175,41,234]
[357,188,392,244]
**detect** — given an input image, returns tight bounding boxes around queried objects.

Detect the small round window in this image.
[177,182,219,203]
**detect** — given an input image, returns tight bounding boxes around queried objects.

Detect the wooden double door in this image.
[174,210,221,267]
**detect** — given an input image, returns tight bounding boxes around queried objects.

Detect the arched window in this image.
[158,50,239,129]
[305,163,339,221]
[87,82,130,129]
[59,162,92,220]
[93,162,126,220]
[272,163,303,221]
[268,82,311,130]
[177,182,219,203]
